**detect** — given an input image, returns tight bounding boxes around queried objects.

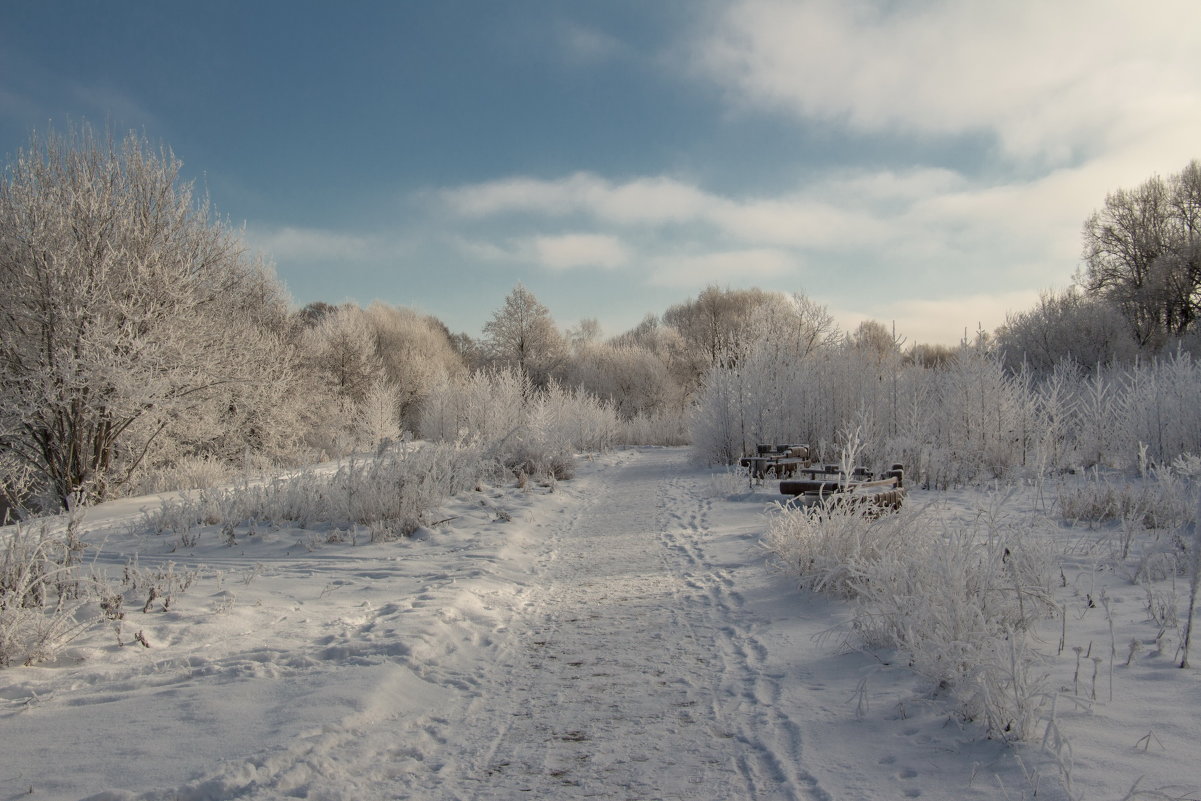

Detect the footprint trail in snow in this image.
[428,448,824,800]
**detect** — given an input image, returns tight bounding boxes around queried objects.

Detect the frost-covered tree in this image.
[566,317,602,351]
[364,303,466,430]
[0,125,297,508]
[1082,161,1201,348]
[663,287,837,406]
[848,320,900,357]
[662,285,773,368]
[906,342,956,368]
[482,284,565,383]
[354,376,403,449]
[688,296,847,466]
[296,300,339,327]
[995,288,1137,372]
[300,305,383,406]
[557,342,672,419]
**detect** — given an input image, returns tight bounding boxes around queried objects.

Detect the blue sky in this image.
[3,1,1200,344]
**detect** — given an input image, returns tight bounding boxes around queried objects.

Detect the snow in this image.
[3,448,1200,800]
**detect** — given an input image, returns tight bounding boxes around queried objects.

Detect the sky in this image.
[2,1,1200,345]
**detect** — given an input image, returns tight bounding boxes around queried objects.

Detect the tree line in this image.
[997,161,1201,369]
[2,123,1198,512]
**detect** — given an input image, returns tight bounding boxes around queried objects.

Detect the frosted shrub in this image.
[765,497,1057,739]
[1058,468,1194,532]
[419,369,620,482]
[1120,354,1201,468]
[620,409,690,446]
[419,369,528,449]
[852,520,1056,738]
[129,454,235,496]
[145,442,487,542]
[535,380,621,454]
[0,519,91,667]
[763,500,908,598]
[490,381,621,481]
[1058,479,1153,528]
[689,366,746,465]
[704,467,749,498]
[114,556,198,614]
[688,337,1038,480]
[354,377,403,451]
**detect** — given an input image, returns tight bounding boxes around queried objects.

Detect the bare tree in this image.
[663,285,768,367]
[566,317,602,352]
[664,286,836,370]
[482,284,565,383]
[1082,161,1201,348]
[0,124,295,508]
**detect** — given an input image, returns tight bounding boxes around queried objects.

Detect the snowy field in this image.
[3,448,1200,800]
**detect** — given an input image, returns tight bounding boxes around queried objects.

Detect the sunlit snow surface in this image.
[3,448,1198,800]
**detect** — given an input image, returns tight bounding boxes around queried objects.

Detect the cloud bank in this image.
[697,0,1201,167]
[434,1,1201,342]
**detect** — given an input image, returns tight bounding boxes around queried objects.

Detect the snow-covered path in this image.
[4,448,1041,801]
[421,447,821,800]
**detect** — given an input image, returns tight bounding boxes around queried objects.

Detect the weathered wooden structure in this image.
[778,462,906,511]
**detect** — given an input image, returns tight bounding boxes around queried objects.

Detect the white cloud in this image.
[433,1,1201,339]
[439,165,1096,313]
[648,248,799,287]
[438,156,1195,339]
[442,171,894,249]
[696,0,1201,167]
[440,164,1084,268]
[529,233,629,270]
[456,232,630,271]
[821,167,968,203]
[441,172,713,225]
[246,226,374,263]
[558,22,624,64]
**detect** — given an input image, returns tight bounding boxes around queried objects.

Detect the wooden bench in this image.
[779,464,906,512]
[742,456,811,479]
[739,444,811,479]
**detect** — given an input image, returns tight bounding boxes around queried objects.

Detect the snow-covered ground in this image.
[2,448,1199,800]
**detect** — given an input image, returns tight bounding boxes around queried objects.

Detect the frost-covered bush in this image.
[145,442,487,542]
[620,409,691,447]
[1058,466,1196,532]
[688,366,748,465]
[353,377,403,451]
[762,499,899,598]
[363,302,467,431]
[419,369,527,447]
[1118,354,1201,468]
[765,496,1057,740]
[129,454,235,496]
[0,125,303,509]
[691,329,1201,485]
[418,369,620,481]
[557,341,676,420]
[0,517,91,667]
